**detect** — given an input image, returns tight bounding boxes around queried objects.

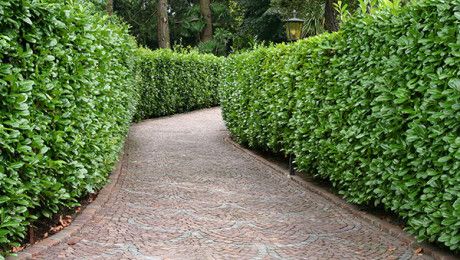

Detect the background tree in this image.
[109,0,358,54]
[107,0,113,15]
[157,0,171,48]
[324,0,339,32]
[200,0,213,41]
[113,0,234,52]
[197,0,237,55]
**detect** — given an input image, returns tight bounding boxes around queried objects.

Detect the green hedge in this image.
[134,48,222,121]
[0,0,137,253]
[220,0,460,250]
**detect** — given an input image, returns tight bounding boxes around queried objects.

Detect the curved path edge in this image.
[9,108,458,259]
[10,146,128,260]
[223,136,458,260]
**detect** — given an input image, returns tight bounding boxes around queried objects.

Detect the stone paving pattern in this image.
[38,108,429,259]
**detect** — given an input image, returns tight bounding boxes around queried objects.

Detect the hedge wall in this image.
[220,0,460,250]
[134,48,222,121]
[0,0,137,252]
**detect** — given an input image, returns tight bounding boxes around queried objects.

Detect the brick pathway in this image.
[37,108,428,259]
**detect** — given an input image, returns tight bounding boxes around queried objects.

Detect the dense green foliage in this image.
[113,0,158,48]
[135,48,222,121]
[233,0,285,46]
[220,0,460,250]
[0,0,137,253]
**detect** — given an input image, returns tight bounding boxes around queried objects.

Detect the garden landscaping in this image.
[134,48,222,121]
[220,0,460,251]
[1,0,459,257]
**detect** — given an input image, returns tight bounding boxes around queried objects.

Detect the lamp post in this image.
[285,11,304,175]
[285,10,305,42]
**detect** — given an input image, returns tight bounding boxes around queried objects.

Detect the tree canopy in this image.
[104,0,359,55]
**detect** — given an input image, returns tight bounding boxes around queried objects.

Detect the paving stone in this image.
[38,108,430,259]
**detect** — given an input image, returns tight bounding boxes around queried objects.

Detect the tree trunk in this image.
[106,0,113,15]
[157,0,171,49]
[199,0,213,42]
[324,0,339,32]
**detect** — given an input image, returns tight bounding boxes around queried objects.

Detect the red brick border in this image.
[224,136,458,260]
[8,146,127,260]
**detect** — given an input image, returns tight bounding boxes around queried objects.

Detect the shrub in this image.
[220,0,460,250]
[135,48,222,121]
[0,0,137,253]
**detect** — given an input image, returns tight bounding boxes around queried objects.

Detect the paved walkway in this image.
[38,108,427,259]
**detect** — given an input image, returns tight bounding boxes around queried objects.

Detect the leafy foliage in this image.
[197,28,233,56]
[114,0,237,55]
[170,0,205,44]
[233,0,285,47]
[220,0,460,250]
[135,48,222,120]
[0,0,137,253]
[114,0,158,48]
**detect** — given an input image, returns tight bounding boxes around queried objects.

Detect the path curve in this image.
[34,108,428,259]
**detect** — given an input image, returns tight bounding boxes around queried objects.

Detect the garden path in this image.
[35,108,429,259]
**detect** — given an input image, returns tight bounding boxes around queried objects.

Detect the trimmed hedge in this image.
[220,0,460,250]
[0,0,137,253]
[135,48,222,121]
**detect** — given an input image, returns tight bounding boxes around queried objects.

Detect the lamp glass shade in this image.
[285,19,304,41]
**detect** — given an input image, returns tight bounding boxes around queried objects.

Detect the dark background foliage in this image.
[113,0,237,52]
[106,0,358,54]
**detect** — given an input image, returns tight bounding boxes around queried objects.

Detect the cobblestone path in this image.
[38,108,428,259]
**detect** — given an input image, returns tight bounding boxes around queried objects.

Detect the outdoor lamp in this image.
[285,10,305,41]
